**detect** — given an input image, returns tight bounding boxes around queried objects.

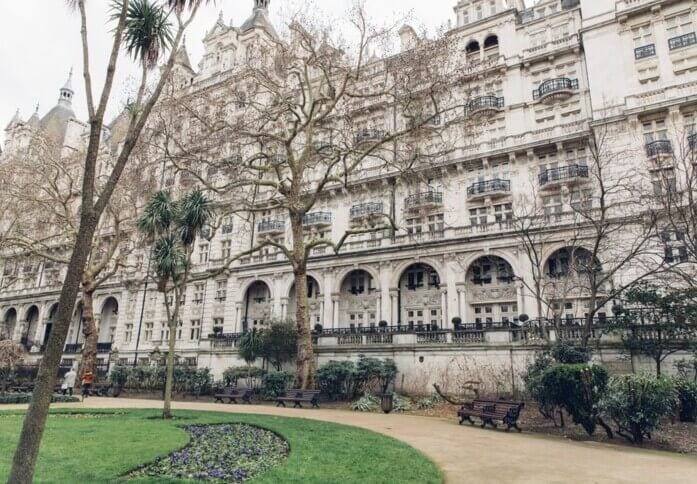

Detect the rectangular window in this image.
[124,324,133,343]
[221,216,233,234]
[176,320,183,340]
[198,244,209,264]
[213,318,224,332]
[469,207,489,226]
[493,203,512,224]
[193,283,205,304]
[144,322,153,342]
[216,280,227,301]
[221,240,232,259]
[190,319,201,340]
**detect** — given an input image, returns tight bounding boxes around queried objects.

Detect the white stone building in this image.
[1,0,695,386]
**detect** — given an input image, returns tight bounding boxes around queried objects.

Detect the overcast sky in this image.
[0,0,534,146]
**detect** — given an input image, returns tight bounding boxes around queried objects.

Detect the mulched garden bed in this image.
[129,423,289,482]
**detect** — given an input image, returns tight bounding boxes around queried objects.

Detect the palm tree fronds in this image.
[112,0,174,69]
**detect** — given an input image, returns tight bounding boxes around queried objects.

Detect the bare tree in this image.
[147,8,477,387]
[8,1,212,481]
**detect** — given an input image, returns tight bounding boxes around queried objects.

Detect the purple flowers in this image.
[129,423,289,482]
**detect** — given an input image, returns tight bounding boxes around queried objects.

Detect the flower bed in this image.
[129,424,289,482]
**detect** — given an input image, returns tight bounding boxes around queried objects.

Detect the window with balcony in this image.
[530,30,547,48]
[349,272,375,295]
[493,203,512,224]
[651,167,677,196]
[212,318,224,333]
[632,24,655,60]
[643,119,671,157]
[190,319,201,340]
[666,13,695,50]
[662,231,689,263]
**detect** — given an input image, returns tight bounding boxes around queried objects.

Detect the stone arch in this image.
[333,265,380,294]
[483,34,499,49]
[22,305,40,350]
[2,307,17,340]
[390,257,445,289]
[238,276,275,302]
[396,263,443,329]
[466,39,481,54]
[242,280,273,330]
[284,271,324,298]
[337,269,380,329]
[543,246,601,278]
[98,297,119,344]
[464,255,518,325]
[41,302,60,347]
[287,275,322,327]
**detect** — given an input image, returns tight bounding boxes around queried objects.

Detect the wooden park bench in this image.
[457,399,524,432]
[213,387,253,404]
[276,389,320,409]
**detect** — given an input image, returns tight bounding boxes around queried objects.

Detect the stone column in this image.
[440,289,448,328]
[234,303,243,332]
[281,297,289,320]
[331,293,341,329]
[319,298,325,326]
[456,283,466,321]
[375,291,382,323]
[516,282,525,317]
[389,288,399,325]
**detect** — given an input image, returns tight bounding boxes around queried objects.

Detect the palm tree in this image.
[238,329,264,387]
[138,188,212,418]
[115,0,173,69]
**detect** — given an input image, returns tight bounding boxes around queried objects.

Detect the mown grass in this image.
[0,409,442,483]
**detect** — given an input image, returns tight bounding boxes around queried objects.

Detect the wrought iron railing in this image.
[466,96,504,114]
[303,212,332,225]
[533,78,579,100]
[257,220,286,233]
[538,164,589,185]
[668,32,697,51]
[404,191,443,209]
[634,44,656,60]
[354,129,388,144]
[97,342,113,353]
[646,139,673,157]
[467,179,511,197]
[63,343,83,354]
[350,202,384,219]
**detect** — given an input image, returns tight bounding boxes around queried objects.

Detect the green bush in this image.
[523,350,557,419]
[222,366,266,387]
[0,393,80,405]
[601,374,677,443]
[551,342,591,364]
[261,322,297,371]
[350,393,379,412]
[261,371,294,400]
[317,360,357,401]
[356,357,398,394]
[109,365,129,388]
[675,378,697,423]
[540,364,609,435]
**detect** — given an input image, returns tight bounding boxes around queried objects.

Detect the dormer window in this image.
[476,5,483,20]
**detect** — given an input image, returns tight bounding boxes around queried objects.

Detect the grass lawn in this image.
[0,409,442,483]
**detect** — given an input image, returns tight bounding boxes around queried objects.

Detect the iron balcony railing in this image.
[466,96,504,114]
[467,179,511,197]
[668,32,697,51]
[538,164,589,185]
[689,133,697,151]
[646,139,673,157]
[354,129,388,144]
[257,220,286,234]
[533,77,579,100]
[97,342,113,353]
[303,212,332,225]
[404,191,443,209]
[634,43,656,60]
[63,343,83,354]
[350,202,384,219]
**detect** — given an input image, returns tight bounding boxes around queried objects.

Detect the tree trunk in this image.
[162,320,177,419]
[656,357,662,377]
[9,214,98,484]
[290,214,315,389]
[79,287,98,384]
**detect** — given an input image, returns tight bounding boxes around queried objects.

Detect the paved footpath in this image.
[7,397,697,483]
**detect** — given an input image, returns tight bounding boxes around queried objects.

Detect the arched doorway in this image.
[243,281,272,331]
[398,263,441,330]
[339,270,378,330]
[544,247,604,322]
[99,297,119,344]
[2,308,17,340]
[288,276,322,327]
[465,256,517,325]
[42,303,59,347]
[23,305,40,350]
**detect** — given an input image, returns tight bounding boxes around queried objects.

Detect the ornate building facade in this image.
[1,0,696,384]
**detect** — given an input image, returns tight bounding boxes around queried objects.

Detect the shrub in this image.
[313,323,323,333]
[261,322,297,371]
[109,365,129,388]
[451,317,462,330]
[540,364,609,435]
[317,360,357,401]
[393,393,412,412]
[356,357,397,394]
[350,393,378,412]
[675,379,697,423]
[551,342,591,364]
[261,371,293,400]
[523,350,557,420]
[601,374,677,443]
[222,366,266,388]
[518,314,529,322]
[415,393,443,410]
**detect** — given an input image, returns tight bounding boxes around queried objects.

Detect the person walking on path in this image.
[62,368,77,396]
[81,370,94,401]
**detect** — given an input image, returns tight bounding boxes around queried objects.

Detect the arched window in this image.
[484,35,499,49]
[466,40,481,54]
